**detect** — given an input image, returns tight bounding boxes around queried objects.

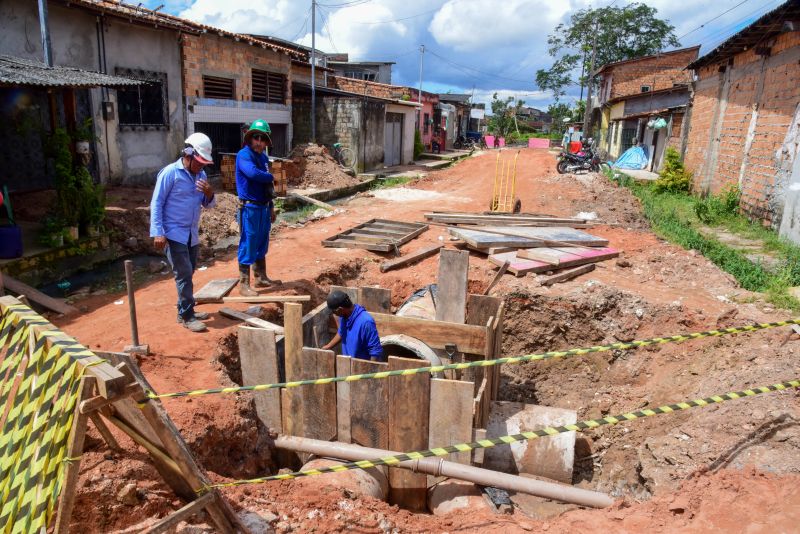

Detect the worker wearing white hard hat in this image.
[149,132,217,333]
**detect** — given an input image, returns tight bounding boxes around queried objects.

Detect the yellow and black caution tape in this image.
[205,378,800,490]
[147,318,800,401]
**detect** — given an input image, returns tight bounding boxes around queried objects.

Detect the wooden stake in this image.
[222,295,310,303]
[143,493,216,534]
[483,260,510,295]
[89,412,121,452]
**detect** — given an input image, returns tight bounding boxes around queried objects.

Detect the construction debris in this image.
[285,144,361,190]
[380,244,443,273]
[425,212,591,227]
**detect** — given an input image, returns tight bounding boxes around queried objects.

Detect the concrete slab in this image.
[618,169,659,181]
[414,159,451,169]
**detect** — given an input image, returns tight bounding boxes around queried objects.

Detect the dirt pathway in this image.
[56,149,800,532]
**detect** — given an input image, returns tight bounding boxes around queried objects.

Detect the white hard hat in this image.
[184,132,213,165]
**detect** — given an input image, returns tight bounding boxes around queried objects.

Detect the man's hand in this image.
[196,178,213,200]
[154,236,167,251]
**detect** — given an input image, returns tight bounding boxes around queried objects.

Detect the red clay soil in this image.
[52,148,800,532]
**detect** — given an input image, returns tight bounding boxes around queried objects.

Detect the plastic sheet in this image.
[612,145,649,170]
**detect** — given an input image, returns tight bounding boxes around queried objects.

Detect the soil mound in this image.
[285,143,361,190]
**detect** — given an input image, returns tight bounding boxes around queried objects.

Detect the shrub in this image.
[654,148,692,194]
[413,130,424,160]
[694,185,741,224]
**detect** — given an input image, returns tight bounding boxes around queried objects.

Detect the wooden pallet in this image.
[321,219,428,252]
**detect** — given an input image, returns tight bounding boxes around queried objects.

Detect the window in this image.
[640,85,651,93]
[423,113,430,134]
[252,69,287,105]
[203,75,235,100]
[115,68,168,127]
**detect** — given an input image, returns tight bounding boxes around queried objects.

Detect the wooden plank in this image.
[373,218,427,229]
[283,303,303,380]
[429,379,473,467]
[435,249,469,324]
[352,227,408,237]
[380,244,443,273]
[336,355,352,442]
[371,313,488,355]
[288,192,334,211]
[193,278,238,304]
[388,356,430,512]
[302,302,332,347]
[100,352,241,533]
[238,326,282,433]
[281,348,337,441]
[222,295,310,303]
[143,493,216,534]
[53,377,95,534]
[450,226,608,248]
[471,428,487,466]
[484,401,577,484]
[349,359,389,450]
[2,274,77,315]
[338,233,396,243]
[484,260,510,295]
[490,303,505,404]
[219,307,284,334]
[489,247,619,277]
[467,244,517,255]
[322,238,393,252]
[358,286,391,314]
[425,212,586,224]
[517,246,620,267]
[539,264,596,286]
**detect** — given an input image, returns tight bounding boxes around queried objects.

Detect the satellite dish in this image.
[562,117,571,123]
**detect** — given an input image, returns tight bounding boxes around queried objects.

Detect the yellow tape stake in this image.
[147,318,800,400]
[202,379,800,490]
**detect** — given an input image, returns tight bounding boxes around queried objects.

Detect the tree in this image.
[488,93,524,137]
[547,101,585,135]
[536,3,680,101]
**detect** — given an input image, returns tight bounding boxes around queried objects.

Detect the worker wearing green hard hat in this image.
[235,119,281,295]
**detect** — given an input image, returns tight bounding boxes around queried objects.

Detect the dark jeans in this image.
[165,238,199,320]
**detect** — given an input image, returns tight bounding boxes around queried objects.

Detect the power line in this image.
[348,7,440,25]
[693,0,782,50]
[318,6,338,53]
[677,0,753,40]
[317,0,371,7]
[426,48,533,85]
[287,6,312,42]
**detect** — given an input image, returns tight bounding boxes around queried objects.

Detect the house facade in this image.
[181,31,303,162]
[683,0,800,243]
[0,0,187,186]
[327,54,394,84]
[595,46,699,169]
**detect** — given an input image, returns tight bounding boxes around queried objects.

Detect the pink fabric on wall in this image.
[484,135,495,147]
[528,138,550,148]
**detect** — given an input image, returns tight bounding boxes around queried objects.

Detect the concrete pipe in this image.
[380,334,442,368]
[275,435,613,509]
[428,479,491,516]
[294,458,388,501]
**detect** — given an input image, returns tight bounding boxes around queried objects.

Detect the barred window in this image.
[252,69,286,105]
[115,68,168,127]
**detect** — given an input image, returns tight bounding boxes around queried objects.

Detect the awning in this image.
[0,55,144,89]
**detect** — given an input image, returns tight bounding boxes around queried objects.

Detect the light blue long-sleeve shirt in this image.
[149,159,215,245]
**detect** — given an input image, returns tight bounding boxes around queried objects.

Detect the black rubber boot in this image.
[238,263,258,297]
[253,258,282,287]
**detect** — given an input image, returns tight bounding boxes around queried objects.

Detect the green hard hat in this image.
[244,119,271,142]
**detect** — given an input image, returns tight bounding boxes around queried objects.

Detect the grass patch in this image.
[606,168,800,311]
[280,204,319,224]
[370,176,414,190]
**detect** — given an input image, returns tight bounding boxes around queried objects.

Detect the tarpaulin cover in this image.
[612,145,648,170]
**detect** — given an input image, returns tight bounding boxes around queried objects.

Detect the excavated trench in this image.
[190,262,800,515]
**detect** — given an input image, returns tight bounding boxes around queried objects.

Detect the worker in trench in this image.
[149,133,216,333]
[322,290,384,361]
[235,119,282,296]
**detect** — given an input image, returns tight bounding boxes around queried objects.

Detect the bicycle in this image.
[330,143,355,170]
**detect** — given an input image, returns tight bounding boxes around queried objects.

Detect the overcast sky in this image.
[144,0,783,109]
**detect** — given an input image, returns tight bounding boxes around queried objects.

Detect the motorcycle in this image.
[556,143,601,174]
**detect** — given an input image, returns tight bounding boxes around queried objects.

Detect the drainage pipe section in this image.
[274,435,614,509]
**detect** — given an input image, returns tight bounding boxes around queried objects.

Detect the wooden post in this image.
[436,249,469,324]
[125,260,139,347]
[284,303,303,381]
[54,376,96,534]
[238,327,281,433]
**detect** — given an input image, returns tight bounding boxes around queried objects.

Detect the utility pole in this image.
[582,16,598,139]
[417,44,425,132]
[311,0,317,143]
[37,0,53,67]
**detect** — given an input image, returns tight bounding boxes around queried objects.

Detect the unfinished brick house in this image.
[595,46,699,169]
[683,0,800,244]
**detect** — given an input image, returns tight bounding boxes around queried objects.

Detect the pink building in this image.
[407,89,440,149]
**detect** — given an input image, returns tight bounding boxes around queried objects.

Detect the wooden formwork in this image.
[238,284,505,511]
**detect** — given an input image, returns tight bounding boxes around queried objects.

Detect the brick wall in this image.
[182,33,292,103]
[667,112,684,152]
[684,31,800,227]
[606,48,698,100]
[329,76,408,100]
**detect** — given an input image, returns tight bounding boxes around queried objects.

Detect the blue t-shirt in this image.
[337,304,384,361]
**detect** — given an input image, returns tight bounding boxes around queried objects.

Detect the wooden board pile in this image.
[322,219,428,253]
[424,212,620,284]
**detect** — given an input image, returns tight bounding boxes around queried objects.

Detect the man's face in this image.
[188,157,206,174]
[250,133,269,154]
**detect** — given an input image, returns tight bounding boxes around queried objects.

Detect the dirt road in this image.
[57,149,800,532]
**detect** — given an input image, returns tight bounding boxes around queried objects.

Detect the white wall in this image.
[387,103,417,165]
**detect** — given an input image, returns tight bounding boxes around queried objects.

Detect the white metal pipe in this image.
[274,435,613,509]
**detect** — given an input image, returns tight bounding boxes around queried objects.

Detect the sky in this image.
[143,0,783,110]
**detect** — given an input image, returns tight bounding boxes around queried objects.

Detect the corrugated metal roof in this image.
[688,0,800,70]
[0,55,144,88]
[66,0,306,59]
